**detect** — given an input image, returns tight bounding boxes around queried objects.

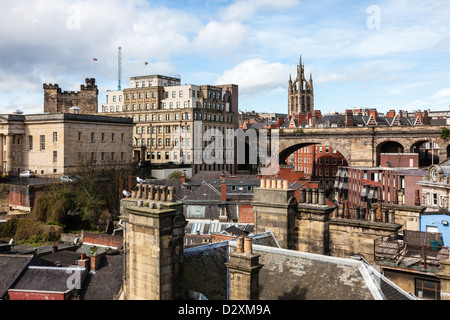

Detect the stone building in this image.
[0,112,133,177]
[288,55,314,116]
[43,78,98,114]
[100,75,239,176]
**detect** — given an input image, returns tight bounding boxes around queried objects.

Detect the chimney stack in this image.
[345,109,353,127]
[226,236,263,300]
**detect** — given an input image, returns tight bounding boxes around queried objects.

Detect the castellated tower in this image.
[43,78,98,114]
[288,55,314,116]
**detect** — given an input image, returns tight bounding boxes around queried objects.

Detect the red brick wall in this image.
[8,291,67,300]
[238,204,254,224]
[380,153,418,168]
[83,232,122,248]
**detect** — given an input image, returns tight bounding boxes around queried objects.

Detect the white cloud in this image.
[220,0,300,22]
[192,21,250,56]
[431,88,450,100]
[214,59,292,97]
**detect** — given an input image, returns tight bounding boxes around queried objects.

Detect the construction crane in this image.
[118,46,122,90]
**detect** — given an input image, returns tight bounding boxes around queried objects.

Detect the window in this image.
[53,151,57,163]
[121,152,125,161]
[165,152,170,160]
[101,133,105,142]
[40,135,45,150]
[53,132,57,142]
[111,152,115,161]
[91,133,95,142]
[28,136,33,150]
[415,278,440,300]
[101,152,105,161]
[112,133,115,142]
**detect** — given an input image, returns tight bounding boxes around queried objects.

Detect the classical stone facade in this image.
[0,112,133,177]
[43,78,98,114]
[288,55,314,116]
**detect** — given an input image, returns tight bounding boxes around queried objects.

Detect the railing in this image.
[374,233,449,270]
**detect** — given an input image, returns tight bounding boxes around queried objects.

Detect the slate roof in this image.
[182,235,416,300]
[0,254,35,299]
[79,253,123,300]
[10,266,89,293]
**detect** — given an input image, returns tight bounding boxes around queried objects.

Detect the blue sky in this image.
[0,0,450,115]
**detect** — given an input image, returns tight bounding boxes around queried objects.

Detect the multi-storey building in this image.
[288,145,348,189]
[100,75,239,176]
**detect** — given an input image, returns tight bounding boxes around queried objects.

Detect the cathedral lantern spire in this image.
[288,54,314,116]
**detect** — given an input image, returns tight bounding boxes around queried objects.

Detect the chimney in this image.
[306,112,313,126]
[423,110,431,125]
[297,112,306,126]
[345,109,353,127]
[277,116,284,128]
[414,111,423,125]
[368,108,378,121]
[225,236,263,300]
[181,172,186,186]
[221,178,227,202]
[52,244,58,253]
[415,189,420,206]
[386,110,396,118]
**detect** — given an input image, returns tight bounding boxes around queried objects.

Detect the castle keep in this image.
[43,78,98,114]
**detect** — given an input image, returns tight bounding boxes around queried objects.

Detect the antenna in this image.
[118,46,122,90]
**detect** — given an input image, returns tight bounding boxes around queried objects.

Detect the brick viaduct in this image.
[275,125,450,167]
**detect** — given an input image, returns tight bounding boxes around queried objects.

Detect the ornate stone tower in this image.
[288,55,314,116]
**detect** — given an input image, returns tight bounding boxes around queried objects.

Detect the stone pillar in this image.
[371,207,377,222]
[0,134,3,175]
[225,236,263,300]
[5,134,12,174]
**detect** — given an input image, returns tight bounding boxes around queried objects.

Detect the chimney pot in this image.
[244,237,253,253]
[236,236,244,253]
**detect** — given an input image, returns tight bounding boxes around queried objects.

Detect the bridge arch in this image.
[375,140,405,166]
[279,141,351,165]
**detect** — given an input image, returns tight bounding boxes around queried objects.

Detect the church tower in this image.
[288,55,314,116]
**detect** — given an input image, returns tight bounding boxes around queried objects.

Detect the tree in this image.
[168,171,184,179]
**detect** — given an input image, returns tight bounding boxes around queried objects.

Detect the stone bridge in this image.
[276,125,450,167]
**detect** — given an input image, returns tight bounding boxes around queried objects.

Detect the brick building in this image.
[288,144,348,189]
[335,153,426,218]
